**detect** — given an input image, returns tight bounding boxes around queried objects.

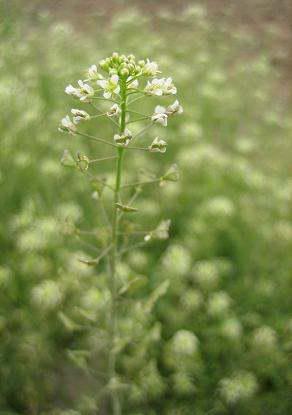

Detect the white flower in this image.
[58,115,76,134]
[143,59,159,76]
[77,80,94,101]
[65,84,78,96]
[107,103,121,118]
[71,109,90,124]
[144,78,164,96]
[148,137,167,153]
[97,74,120,99]
[114,129,132,147]
[166,100,183,115]
[151,105,168,126]
[87,64,100,80]
[65,81,94,102]
[144,77,177,96]
[163,77,177,95]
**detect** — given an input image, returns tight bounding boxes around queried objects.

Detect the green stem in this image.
[108,80,127,415]
[121,177,162,189]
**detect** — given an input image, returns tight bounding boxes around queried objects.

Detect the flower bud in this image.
[120,68,129,77]
[109,68,118,76]
[128,63,135,72]
[112,52,119,62]
[99,59,108,70]
[87,64,98,80]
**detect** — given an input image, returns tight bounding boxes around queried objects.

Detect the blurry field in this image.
[1,1,292,414]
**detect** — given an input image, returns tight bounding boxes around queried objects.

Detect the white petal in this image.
[111,74,119,83]
[97,80,107,89]
[155,105,166,114]
[104,91,111,99]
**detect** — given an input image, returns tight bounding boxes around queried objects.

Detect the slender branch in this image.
[126,146,149,152]
[119,240,148,256]
[132,123,154,140]
[121,178,161,189]
[90,102,103,113]
[126,90,142,96]
[127,116,150,124]
[89,155,117,164]
[79,244,112,265]
[126,74,142,84]
[78,130,149,152]
[117,230,147,235]
[76,236,100,253]
[90,113,107,118]
[84,171,114,191]
[76,131,118,149]
[118,187,142,221]
[92,96,118,104]
[89,102,120,127]
[126,109,150,116]
[128,94,145,106]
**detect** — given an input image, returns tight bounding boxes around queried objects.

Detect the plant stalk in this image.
[108,80,127,415]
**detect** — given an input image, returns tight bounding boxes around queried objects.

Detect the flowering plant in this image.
[59,52,182,413]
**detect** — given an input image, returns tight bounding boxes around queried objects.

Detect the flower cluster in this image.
[59,52,183,153]
[145,77,177,96]
[152,100,183,126]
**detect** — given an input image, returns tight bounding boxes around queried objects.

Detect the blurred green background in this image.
[0,0,292,414]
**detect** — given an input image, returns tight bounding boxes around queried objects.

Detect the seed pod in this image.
[162,164,179,182]
[115,203,138,213]
[76,153,89,172]
[61,149,76,168]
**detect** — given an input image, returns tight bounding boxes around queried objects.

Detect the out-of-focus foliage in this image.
[1,2,292,414]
